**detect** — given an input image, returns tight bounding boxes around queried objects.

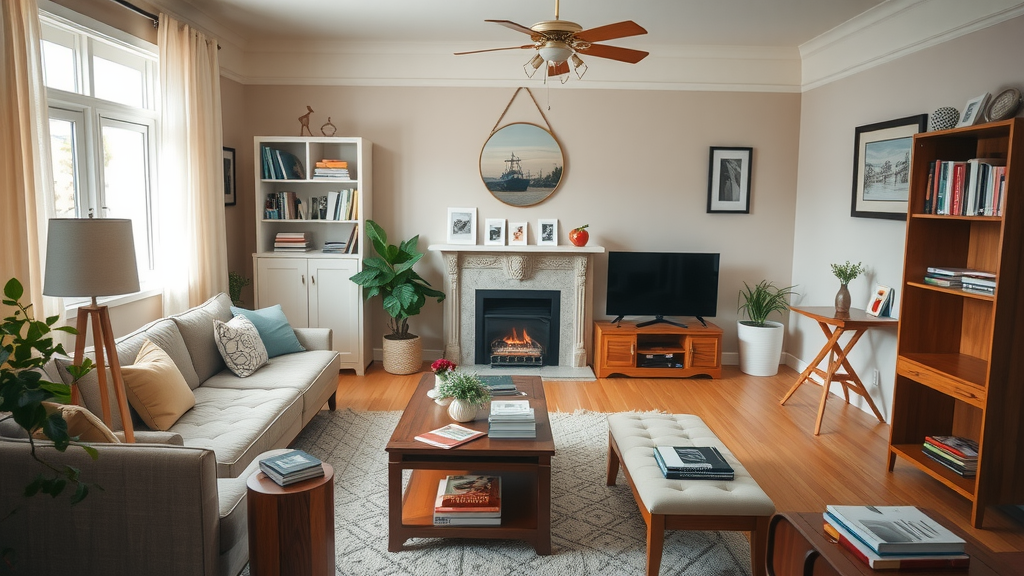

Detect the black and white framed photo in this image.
[484,218,506,246]
[957,93,990,127]
[509,221,528,246]
[851,114,927,220]
[537,219,558,246]
[707,147,752,213]
[223,147,236,206]
[446,207,477,244]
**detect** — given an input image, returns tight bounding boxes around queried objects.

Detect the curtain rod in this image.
[110,0,159,28]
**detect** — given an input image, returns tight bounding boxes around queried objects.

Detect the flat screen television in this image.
[605,251,720,328]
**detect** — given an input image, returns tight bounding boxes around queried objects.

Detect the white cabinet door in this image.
[255,257,309,328]
[307,258,360,364]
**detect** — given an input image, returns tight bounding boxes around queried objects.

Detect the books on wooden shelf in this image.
[824,505,966,556]
[922,436,978,477]
[487,399,536,438]
[259,449,325,486]
[923,267,996,294]
[432,476,501,526]
[261,146,305,180]
[822,518,970,570]
[413,423,485,449]
[926,158,1006,217]
[653,445,734,480]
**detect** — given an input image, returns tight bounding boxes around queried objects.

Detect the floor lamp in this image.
[43,218,140,443]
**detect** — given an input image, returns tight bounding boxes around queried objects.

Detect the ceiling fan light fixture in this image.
[570,53,587,79]
[538,41,572,64]
[524,53,545,78]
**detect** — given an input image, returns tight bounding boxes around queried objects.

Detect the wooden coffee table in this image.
[385,374,555,554]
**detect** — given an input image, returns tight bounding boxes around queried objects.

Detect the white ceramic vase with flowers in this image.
[435,369,491,422]
[427,358,457,405]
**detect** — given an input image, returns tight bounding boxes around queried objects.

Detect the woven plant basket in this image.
[382,335,422,375]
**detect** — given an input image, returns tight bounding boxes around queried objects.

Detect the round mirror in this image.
[480,122,564,207]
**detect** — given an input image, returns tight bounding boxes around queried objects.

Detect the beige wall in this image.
[221,76,253,307]
[790,15,1024,420]
[228,86,801,358]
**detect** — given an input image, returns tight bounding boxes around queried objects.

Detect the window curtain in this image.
[0,0,57,318]
[157,13,227,315]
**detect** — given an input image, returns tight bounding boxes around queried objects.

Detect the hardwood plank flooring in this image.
[333,362,1024,553]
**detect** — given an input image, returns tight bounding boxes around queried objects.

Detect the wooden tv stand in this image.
[593,320,722,378]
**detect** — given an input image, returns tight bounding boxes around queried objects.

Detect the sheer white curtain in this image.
[157,13,227,315]
[0,0,57,317]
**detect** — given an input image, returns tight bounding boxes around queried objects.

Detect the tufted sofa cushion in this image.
[171,293,234,383]
[607,412,776,517]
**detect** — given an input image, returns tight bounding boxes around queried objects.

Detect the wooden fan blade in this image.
[455,45,535,56]
[574,20,647,43]
[486,20,539,36]
[577,43,649,64]
[548,61,570,77]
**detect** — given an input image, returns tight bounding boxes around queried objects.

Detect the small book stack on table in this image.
[433,475,501,527]
[653,445,734,480]
[487,400,536,439]
[923,435,978,477]
[823,505,969,570]
[479,375,520,396]
[259,449,325,486]
[414,423,486,449]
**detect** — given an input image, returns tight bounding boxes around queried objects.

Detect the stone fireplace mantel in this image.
[428,244,604,371]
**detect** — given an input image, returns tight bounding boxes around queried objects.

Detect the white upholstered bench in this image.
[606,413,776,576]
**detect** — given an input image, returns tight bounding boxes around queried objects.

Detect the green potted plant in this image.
[435,369,490,422]
[830,261,864,315]
[737,280,796,376]
[349,220,446,374]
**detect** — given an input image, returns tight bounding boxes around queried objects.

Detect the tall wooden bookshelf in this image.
[888,118,1024,528]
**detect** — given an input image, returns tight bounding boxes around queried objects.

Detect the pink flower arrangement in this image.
[430,358,456,376]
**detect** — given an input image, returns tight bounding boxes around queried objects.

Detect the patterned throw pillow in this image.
[213,315,269,377]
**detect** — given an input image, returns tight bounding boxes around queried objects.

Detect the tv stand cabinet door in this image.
[687,336,720,369]
[599,335,636,374]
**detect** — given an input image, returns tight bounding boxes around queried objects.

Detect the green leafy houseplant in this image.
[831,261,864,285]
[435,370,491,405]
[228,271,251,307]
[737,280,797,327]
[349,220,446,339]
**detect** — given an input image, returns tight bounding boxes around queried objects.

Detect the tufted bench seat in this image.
[607,413,775,576]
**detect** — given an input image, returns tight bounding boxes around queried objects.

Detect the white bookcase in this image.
[252,136,372,375]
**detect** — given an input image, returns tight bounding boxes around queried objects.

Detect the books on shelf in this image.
[922,436,978,477]
[924,435,979,459]
[261,146,305,180]
[653,446,734,480]
[924,267,996,294]
[824,505,966,556]
[324,189,358,221]
[927,158,1007,216]
[259,449,325,486]
[432,477,501,526]
[413,423,485,449]
[822,518,970,569]
[488,399,536,438]
[273,232,310,252]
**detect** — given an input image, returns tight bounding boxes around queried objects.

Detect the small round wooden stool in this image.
[246,462,335,576]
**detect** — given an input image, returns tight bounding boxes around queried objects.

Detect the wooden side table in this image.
[781,306,897,435]
[247,463,335,576]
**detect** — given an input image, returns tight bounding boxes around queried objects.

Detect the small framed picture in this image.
[484,218,506,246]
[707,147,752,214]
[866,284,894,317]
[223,147,236,206]
[446,207,477,245]
[851,114,927,220]
[509,221,528,246]
[537,219,558,245]
[957,93,990,127]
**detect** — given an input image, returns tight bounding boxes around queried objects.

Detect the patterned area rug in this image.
[250,409,753,576]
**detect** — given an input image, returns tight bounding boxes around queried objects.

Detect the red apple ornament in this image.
[569,224,589,247]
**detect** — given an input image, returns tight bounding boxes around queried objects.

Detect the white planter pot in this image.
[737,320,785,376]
[447,398,478,422]
[382,335,422,375]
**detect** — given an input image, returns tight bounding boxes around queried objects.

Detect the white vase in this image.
[737,320,785,376]
[447,398,478,422]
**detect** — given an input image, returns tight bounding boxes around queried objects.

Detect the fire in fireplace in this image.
[475,290,560,367]
[490,327,544,366]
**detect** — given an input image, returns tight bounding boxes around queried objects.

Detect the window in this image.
[40,13,158,283]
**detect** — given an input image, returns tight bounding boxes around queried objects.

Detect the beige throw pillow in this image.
[120,339,196,430]
[32,402,120,444]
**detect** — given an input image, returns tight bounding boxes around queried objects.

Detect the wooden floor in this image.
[334,362,1024,554]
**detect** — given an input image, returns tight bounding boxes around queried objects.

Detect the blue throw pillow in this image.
[229,305,305,358]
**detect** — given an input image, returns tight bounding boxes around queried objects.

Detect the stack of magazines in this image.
[433,475,501,527]
[823,505,969,569]
[923,435,978,477]
[487,400,536,438]
[259,450,325,486]
[653,445,734,480]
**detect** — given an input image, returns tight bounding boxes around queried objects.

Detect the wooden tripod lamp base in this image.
[70,302,135,443]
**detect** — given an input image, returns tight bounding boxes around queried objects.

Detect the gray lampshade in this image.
[43,218,141,298]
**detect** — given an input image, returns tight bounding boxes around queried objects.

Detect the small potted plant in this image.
[435,369,490,422]
[737,280,797,376]
[830,261,864,315]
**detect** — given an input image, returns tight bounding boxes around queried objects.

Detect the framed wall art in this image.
[957,93,989,127]
[223,147,236,206]
[851,114,927,220]
[446,207,477,245]
[484,218,506,246]
[537,219,558,246]
[707,147,752,213]
[509,221,527,246]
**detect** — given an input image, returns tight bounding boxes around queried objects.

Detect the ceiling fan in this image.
[455,0,649,81]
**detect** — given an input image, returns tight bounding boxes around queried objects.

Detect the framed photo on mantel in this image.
[851,114,927,220]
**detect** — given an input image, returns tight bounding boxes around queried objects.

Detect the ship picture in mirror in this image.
[480,122,564,207]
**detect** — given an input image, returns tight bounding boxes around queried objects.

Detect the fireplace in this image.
[475,290,560,367]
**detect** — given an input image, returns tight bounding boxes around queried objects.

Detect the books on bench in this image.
[824,505,966,556]
[259,449,325,486]
[433,475,501,526]
[653,445,734,480]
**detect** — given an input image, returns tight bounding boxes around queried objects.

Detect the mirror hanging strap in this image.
[490,87,553,135]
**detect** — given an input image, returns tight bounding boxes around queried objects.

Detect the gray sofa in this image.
[0,293,341,576]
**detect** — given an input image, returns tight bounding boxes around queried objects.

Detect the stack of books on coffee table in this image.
[259,449,325,486]
[433,475,501,526]
[487,400,536,438]
[653,445,734,480]
[823,505,969,569]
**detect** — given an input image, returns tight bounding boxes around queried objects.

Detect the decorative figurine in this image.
[321,117,337,137]
[299,106,314,136]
